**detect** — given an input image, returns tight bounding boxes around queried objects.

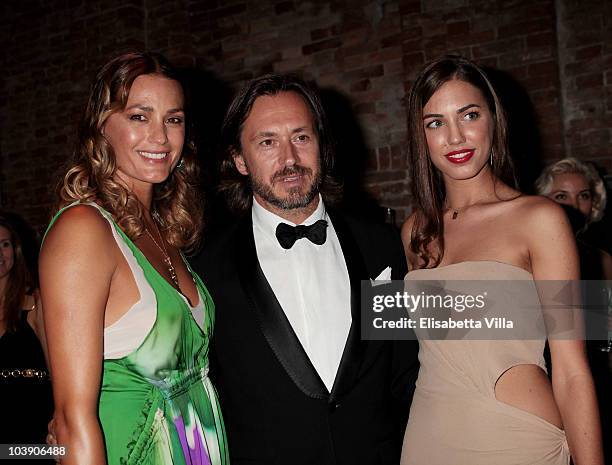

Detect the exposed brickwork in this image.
[399,0,566,194]
[556,0,612,168]
[1,0,611,230]
[186,0,412,219]
[1,1,146,230]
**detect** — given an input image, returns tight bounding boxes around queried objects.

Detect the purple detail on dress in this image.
[191,425,210,465]
[173,413,211,465]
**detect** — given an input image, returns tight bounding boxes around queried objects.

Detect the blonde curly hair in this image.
[535,157,607,223]
[56,51,203,252]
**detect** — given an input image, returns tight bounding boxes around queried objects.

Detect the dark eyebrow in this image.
[125,104,153,112]
[124,105,184,113]
[457,103,480,113]
[254,127,311,137]
[255,131,277,138]
[423,104,482,119]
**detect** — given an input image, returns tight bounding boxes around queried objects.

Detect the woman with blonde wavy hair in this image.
[536,158,612,280]
[535,157,607,227]
[39,51,228,465]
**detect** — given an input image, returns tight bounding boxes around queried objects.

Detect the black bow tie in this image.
[275,219,328,249]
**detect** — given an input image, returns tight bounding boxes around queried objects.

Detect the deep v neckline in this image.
[89,201,202,308]
[110,223,210,353]
[128,234,201,308]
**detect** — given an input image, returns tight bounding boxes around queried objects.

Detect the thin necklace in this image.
[447,206,464,220]
[145,215,180,288]
[445,202,485,220]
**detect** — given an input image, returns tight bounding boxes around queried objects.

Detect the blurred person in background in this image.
[536,157,612,280]
[0,214,53,457]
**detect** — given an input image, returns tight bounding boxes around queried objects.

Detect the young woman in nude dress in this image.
[399,55,602,465]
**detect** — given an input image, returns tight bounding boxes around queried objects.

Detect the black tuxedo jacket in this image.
[191,210,419,465]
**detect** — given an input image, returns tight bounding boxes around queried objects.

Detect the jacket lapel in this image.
[235,215,329,400]
[328,211,370,403]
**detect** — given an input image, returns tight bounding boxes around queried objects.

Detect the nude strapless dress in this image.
[400,261,570,465]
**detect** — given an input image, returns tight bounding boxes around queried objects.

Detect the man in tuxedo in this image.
[192,74,418,465]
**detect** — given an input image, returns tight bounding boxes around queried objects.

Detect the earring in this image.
[489,149,494,166]
[176,158,185,171]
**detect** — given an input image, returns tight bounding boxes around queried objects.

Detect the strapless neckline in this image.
[409,260,533,277]
[400,260,569,465]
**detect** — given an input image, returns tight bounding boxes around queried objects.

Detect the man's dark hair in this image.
[218,73,342,213]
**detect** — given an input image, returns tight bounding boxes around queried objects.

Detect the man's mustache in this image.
[271,165,311,182]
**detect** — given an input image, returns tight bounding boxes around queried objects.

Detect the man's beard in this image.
[250,165,322,210]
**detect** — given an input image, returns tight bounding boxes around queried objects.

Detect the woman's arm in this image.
[526,198,604,465]
[39,206,116,465]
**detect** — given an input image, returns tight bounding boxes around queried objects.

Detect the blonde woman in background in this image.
[535,157,607,226]
[535,158,612,279]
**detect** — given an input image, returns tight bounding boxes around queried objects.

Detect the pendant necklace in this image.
[145,214,180,288]
[446,206,465,220]
[446,203,478,220]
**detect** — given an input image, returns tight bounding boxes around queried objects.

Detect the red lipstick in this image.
[445,149,475,164]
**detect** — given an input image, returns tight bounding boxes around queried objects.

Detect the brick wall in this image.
[0,1,146,230]
[184,0,411,220]
[556,0,612,171]
[1,0,611,230]
[399,0,565,190]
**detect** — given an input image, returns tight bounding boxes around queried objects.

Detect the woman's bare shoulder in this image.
[513,195,577,265]
[41,204,116,268]
[44,204,112,245]
[494,194,565,229]
[508,195,569,228]
[39,205,118,321]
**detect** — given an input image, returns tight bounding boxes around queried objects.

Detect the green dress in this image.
[47,203,229,465]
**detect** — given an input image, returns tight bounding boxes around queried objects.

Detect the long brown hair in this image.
[57,51,203,251]
[407,55,516,268]
[0,217,31,333]
[218,73,342,213]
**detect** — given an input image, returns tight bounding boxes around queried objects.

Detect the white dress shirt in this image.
[252,196,352,391]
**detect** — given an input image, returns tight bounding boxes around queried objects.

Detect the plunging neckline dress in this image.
[47,203,229,465]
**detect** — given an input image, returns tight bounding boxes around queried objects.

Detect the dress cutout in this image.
[401,261,569,465]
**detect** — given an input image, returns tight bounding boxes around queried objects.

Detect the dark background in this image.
[1,0,611,231]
